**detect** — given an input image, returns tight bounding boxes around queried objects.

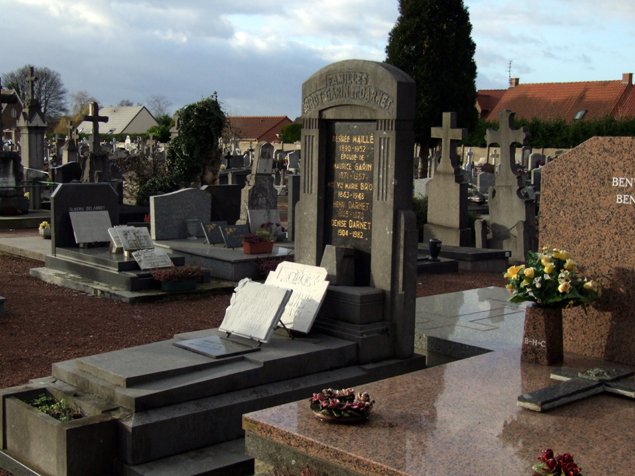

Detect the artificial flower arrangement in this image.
[242,230,275,243]
[309,388,374,420]
[504,247,601,309]
[151,263,205,282]
[261,221,285,237]
[532,448,584,476]
[39,221,50,229]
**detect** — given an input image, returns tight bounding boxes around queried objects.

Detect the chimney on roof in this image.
[622,73,633,85]
[509,78,520,88]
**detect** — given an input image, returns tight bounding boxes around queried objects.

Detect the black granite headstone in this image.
[201,221,228,245]
[51,183,119,254]
[202,184,242,225]
[220,224,250,249]
[51,162,82,184]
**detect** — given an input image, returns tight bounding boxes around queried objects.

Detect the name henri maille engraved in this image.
[303,71,394,114]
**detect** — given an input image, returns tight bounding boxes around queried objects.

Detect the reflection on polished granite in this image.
[244,348,635,476]
[415,286,528,358]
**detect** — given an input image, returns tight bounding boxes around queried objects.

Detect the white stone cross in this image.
[486,110,529,186]
[431,112,467,176]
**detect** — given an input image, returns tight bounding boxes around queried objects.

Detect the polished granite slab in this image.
[243,348,635,476]
[415,286,528,357]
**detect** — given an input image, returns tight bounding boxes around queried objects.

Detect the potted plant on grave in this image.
[261,221,286,241]
[242,230,275,254]
[309,388,374,424]
[39,221,51,239]
[504,247,602,365]
[152,263,205,292]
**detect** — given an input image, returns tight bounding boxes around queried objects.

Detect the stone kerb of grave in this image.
[297,59,417,360]
[540,136,635,365]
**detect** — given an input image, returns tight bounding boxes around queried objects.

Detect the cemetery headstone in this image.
[62,123,79,164]
[477,171,495,195]
[69,210,112,244]
[83,102,108,153]
[220,223,250,249]
[237,142,278,225]
[248,209,282,234]
[529,153,545,170]
[485,110,536,263]
[50,183,119,254]
[150,188,211,240]
[287,150,300,172]
[201,221,228,245]
[218,279,293,343]
[202,184,242,225]
[423,112,471,246]
[51,162,82,183]
[297,59,417,359]
[116,226,154,251]
[265,262,329,333]
[540,136,635,365]
[17,67,47,170]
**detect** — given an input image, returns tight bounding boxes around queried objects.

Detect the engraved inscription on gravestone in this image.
[69,211,112,243]
[116,226,153,251]
[324,122,374,254]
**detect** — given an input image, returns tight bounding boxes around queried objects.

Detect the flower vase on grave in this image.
[521,304,563,366]
[428,239,442,261]
[186,219,199,240]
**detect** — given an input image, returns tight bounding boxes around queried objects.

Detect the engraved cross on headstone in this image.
[518,366,635,412]
[431,112,467,176]
[486,110,529,186]
[0,78,19,147]
[83,101,109,152]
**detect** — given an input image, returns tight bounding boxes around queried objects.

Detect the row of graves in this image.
[0,59,428,476]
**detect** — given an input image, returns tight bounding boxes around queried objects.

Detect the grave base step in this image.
[117,438,253,476]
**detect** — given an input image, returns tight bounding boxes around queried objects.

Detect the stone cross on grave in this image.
[486,110,529,186]
[518,366,635,412]
[147,134,157,155]
[66,122,74,141]
[83,101,109,152]
[26,66,38,105]
[431,112,467,176]
[0,79,19,147]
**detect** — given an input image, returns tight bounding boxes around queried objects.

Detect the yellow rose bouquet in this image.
[504,247,601,309]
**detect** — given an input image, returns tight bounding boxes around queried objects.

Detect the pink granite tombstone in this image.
[540,136,635,365]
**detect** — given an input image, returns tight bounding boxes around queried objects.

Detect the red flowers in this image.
[309,388,374,419]
[532,448,584,476]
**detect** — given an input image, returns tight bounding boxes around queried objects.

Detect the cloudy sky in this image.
[2,0,634,119]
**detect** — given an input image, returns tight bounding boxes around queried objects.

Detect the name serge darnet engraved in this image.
[303,71,395,114]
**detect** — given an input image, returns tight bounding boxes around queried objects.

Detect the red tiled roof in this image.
[617,87,635,118]
[226,116,293,143]
[476,89,506,118]
[480,77,634,123]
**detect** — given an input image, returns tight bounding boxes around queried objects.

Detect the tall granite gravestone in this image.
[17,67,47,170]
[541,136,635,365]
[297,59,417,360]
[237,142,278,226]
[423,112,471,246]
[150,188,211,240]
[61,123,79,164]
[483,110,536,263]
[50,183,119,254]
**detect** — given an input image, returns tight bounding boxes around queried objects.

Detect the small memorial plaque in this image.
[108,228,123,248]
[132,248,173,270]
[265,262,329,334]
[116,226,154,251]
[201,221,228,245]
[220,224,250,249]
[219,279,293,343]
[173,335,260,359]
[69,211,112,244]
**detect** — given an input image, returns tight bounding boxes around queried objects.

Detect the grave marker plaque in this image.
[219,279,293,343]
[201,221,228,245]
[265,262,329,334]
[220,224,250,249]
[132,248,173,270]
[173,335,260,359]
[324,122,374,254]
[69,211,112,244]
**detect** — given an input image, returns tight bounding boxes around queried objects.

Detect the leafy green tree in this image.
[279,123,302,143]
[2,64,68,121]
[386,0,478,177]
[137,94,225,205]
[146,114,173,142]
